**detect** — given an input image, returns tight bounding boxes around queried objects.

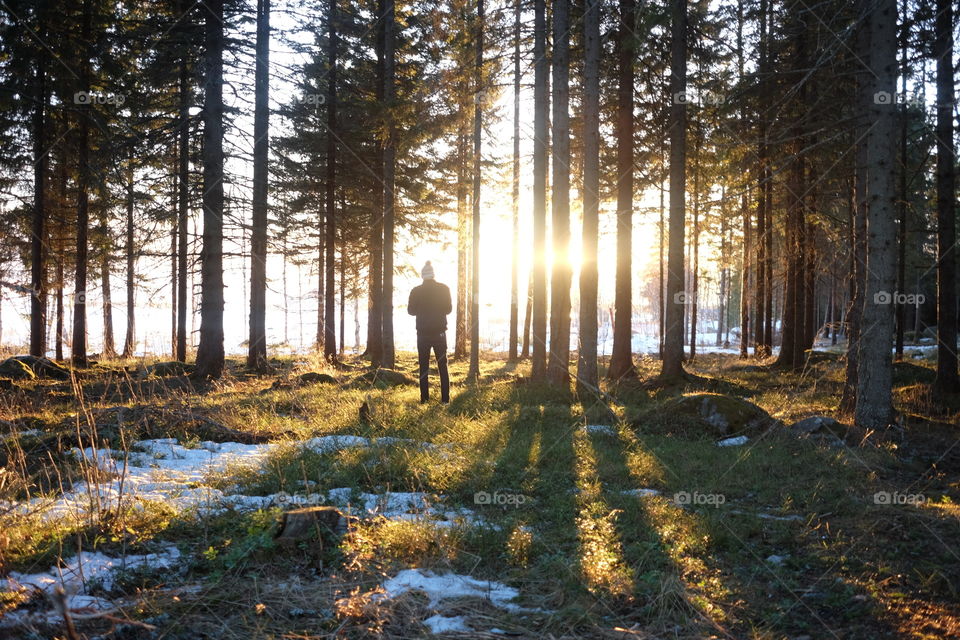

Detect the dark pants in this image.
[417,331,449,403]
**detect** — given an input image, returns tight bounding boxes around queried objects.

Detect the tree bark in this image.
[455,130,469,358]
[176,48,190,363]
[170,214,177,357]
[508,0,521,363]
[690,130,700,362]
[521,269,533,358]
[248,0,270,370]
[72,0,92,367]
[367,0,385,366]
[577,0,600,392]
[854,0,897,429]
[661,0,687,380]
[30,51,47,358]
[547,0,571,386]
[933,0,958,394]
[531,0,549,381]
[467,0,483,381]
[380,0,396,369]
[194,0,226,379]
[607,0,637,381]
[325,0,338,362]
[841,12,871,414]
[894,4,907,360]
[100,211,116,358]
[123,162,136,357]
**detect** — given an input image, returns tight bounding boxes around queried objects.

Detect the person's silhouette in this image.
[407,261,451,403]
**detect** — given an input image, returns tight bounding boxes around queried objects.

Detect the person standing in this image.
[408,261,452,403]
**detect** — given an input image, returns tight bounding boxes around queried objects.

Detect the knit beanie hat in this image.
[422,261,435,280]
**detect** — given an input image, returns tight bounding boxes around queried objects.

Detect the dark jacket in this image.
[408,280,452,334]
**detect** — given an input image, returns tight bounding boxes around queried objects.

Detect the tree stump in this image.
[274,506,349,545]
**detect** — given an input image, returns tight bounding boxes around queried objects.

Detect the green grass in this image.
[1,351,958,638]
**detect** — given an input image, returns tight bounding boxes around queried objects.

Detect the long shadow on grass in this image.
[590,427,901,638]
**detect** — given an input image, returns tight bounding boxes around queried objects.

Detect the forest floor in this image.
[0,347,958,639]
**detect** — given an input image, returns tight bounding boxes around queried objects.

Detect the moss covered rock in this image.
[0,355,70,380]
[353,368,416,388]
[139,361,197,379]
[638,393,774,437]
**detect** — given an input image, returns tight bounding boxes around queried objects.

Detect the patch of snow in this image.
[757,512,804,522]
[620,488,660,497]
[2,436,451,523]
[423,614,471,633]
[2,545,181,627]
[322,489,489,529]
[766,554,787,565]
[7,545,181,597]
[382,569,537,613]
[717,436,749,447]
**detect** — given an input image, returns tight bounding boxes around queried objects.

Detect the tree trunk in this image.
[55,168,65,361]
[467,0,483,381]
[123,163,136,357]
[248,0,270,370]
[366,0,385,366]
[508,0,521,363]
[607,0,637,381]
[933,0,958,394]
[841,16,871,414]
[380,0,396,369]
[30,54,47,358]
[171,216,177,357]
[854,0,897,429]
[894,6,907,361]
[101,223,116,358]
[455,130,469,358]
[325,0,338,362]
[577,0,600,392]
[176,49,190,363]
[777,142,804,369]
[339,225,346,355]
[661,0,687,380]
[531,0,549,381]
[521,269,533,358]
[547,0,571,386]
[194,0,226,379]
[689,132,700,362]
[72,0,92,367]
[658,173,665,357]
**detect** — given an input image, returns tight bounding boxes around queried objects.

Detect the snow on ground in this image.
[2,545,181,627]
[2,435,461,524]
[620,488,660,497]
[423,614,471,633]
[379,569,542,614]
